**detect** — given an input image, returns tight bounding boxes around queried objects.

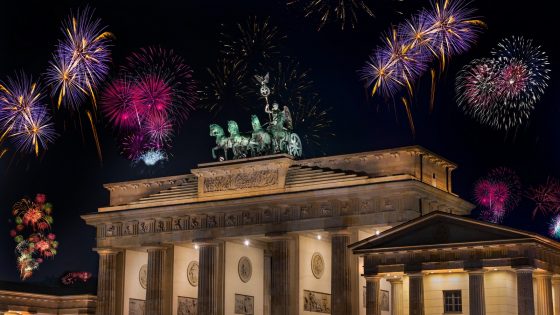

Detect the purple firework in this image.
[359,51,402,98]
[360,0,483,99]
[100,78,142,130]
[425,0,484,59]
[122,133,148,161]
[0,74,57,156]
[47,7,113,109]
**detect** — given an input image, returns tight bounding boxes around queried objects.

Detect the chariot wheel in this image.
[287,133,303,157]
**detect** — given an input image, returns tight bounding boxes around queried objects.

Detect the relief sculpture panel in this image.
[203,170,278,193]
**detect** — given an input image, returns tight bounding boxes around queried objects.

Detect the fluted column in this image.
[552,276,560,315]
[536,272,554,315]
[270,238,296,315]
[366,275,381,315]
[516,268,535,315]
[408,273,425,315]
[198,243,219,315]
[468,270,486,315]
[331,232,351,315]
[145,246,172,315]
[388,277,403,315]
[95,249,121,315]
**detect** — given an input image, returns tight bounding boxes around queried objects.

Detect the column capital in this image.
[192,238,221,247]
[365,275,383,281]
[265,231,294,241]
[326,227,352,236]
[552,275,560,285]
[406,272,424,278]
[142,243,172,251]
[514,267,535,274]
[534,271,553,279]
[387,276,403,284]
[93,247,121,255]
[466,269,486,275]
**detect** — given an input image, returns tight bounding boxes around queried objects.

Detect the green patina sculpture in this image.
[209,73,303,160]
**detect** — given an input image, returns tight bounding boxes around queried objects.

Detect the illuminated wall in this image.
[172,245,199,315]
[223,241,264,315]
[122,249,148,315]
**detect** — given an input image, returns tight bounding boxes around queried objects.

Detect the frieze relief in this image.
[123,221,138,236]
[203,170,278,193]
[139,219,155,234]
[96,195,418,240]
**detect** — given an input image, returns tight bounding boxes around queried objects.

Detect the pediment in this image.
[353,211,535,251]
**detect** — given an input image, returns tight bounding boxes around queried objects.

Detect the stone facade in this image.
[81,146,474,315]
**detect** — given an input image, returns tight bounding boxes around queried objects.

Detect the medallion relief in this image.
[311,252,325,279]
[238,256,252,283]
[187,261,199,287]
[139,264,148,289]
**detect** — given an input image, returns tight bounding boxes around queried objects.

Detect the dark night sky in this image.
[1,0,559,286]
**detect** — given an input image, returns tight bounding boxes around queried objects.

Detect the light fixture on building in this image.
[317,234,322,240]
[244,239,250,246]
[194,244,199,250]
[493,268,498,271]
[375,230,380,236]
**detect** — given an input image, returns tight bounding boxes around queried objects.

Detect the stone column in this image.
[145,246,172,315]
[95,249,122,315]
[387,277,403,315]
[468,270,486,315]
[408,273,425,315]
[270,238,296,315]
[535,272,554,315]
[198,243,220,315]
[331,232,352,315]
[365,275,381,315]
[516,268,535,315]
[552,276,560,315]
[264,250,272,315]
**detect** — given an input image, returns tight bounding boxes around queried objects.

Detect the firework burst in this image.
[47,7,113,109]
[456,58,502,120]
[200,58,251,113]
[291,94,334,154]
[456,36,550,130]
[0,74,57,156]
[550,214,560,239]
[102,47,197,165]
[528,177,560,218]
[220,17,285,73]
[122,47,197,122]
[474,167,521,223]
[287,0,374,31]
[361,0,483,99]
[10,194,58,280]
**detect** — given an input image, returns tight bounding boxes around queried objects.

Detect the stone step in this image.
[154,188,198,195]
[134,193,198,204]
[287,176,369,188]
[287,173,359,185]
[286,171,339,180]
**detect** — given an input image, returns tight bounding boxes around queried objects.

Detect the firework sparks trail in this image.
[287,0,374,30]
[528,178,560,219]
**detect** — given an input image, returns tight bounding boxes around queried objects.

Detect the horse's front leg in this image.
[212,146,218,159]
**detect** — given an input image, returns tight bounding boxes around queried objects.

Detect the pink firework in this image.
[131,74,173,118]
[101,78,144,130]
[528,177,560,218]
[474,167,521,223]
[145,114,173,149]
[496,60,530,99]
[122,133,148,161]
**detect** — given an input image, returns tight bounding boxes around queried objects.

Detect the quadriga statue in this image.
[209,73,303,160]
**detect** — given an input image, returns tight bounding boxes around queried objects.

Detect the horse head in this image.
[251,115,262,131]
[227,120,240,136]
[209,124,224,137]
